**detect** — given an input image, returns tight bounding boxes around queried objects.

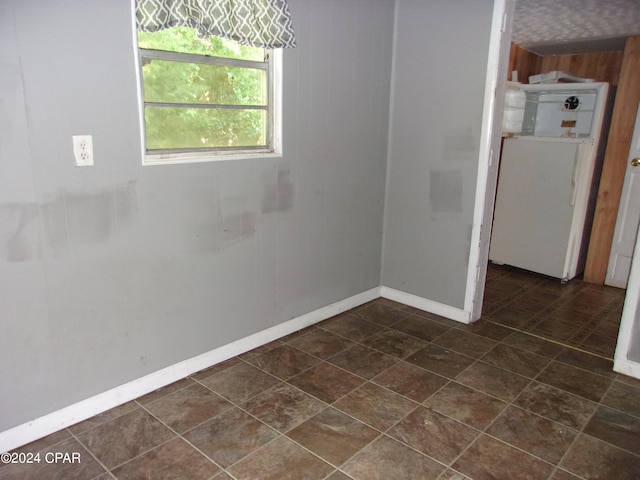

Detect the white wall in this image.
[382,0,496,309]
[0,0,394,433]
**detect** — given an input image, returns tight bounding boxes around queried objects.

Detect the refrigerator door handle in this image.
[569,148,582,206]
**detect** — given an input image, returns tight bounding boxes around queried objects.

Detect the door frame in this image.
[469,0,640,380]
[614,221,640,378]
[605,102,640,288]
[465,0,515,321]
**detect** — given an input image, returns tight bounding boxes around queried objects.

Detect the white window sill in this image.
[143,150,282,166]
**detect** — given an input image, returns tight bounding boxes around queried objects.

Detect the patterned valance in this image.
[136,0,296,49]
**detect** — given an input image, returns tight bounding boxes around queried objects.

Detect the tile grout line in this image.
[485,318,615,362]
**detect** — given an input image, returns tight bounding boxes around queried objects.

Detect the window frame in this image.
[136,32,283,166]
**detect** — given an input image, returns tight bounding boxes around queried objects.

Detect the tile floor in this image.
[3,264,640,479]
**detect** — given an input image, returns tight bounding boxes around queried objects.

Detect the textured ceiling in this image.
[512,0,640,55]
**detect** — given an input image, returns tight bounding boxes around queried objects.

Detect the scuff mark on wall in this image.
[1,204,41,262]
[262,163,294,214]
[0,61,22,156]
[444,127,478,162]
[217,211,257,250]
[0,182,138,262]
[430,170,463,213]
[189,186,258,253]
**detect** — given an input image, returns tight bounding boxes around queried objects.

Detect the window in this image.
[137,27,282,164]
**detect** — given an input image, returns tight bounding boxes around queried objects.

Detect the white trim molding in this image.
[0,287,380,453]
[380,286,471,324]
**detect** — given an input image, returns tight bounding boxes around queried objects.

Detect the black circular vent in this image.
[564,96,580,110]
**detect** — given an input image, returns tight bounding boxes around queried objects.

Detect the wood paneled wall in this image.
[584,36,640,283]
[507,45,623,85]
[507,44,540,82]
[540,51,624,85]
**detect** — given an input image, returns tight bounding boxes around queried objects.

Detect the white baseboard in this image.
[0,287,380,453]
[380,286,471,324]
[613,358,640,380]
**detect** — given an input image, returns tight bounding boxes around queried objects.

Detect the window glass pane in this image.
[138,27,264,61]
[144,107,267,150]
[142,59,266,106]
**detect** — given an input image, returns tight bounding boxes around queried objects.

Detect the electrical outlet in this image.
[72,135,93,166]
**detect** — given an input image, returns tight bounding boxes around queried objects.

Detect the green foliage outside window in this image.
[138,27,269,151]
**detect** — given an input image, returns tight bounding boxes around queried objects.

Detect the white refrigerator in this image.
[489,82,611,282]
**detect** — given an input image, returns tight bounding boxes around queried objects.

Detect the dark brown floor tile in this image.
[144,383,233,433]
[456,362,530,402]
[544,304,593,324]
[416,310,470,328]
[319,314,385,342]
[437,470,472,479]
[523,285,567,305]
[112,437,220,480]
[136,377,196,405]
[288,362,365,404]
[536,361,612,402]
[514,381,597,430]
[189,357,241,381]
[580,284,624,303]
[583,405,640,455]
[617,372,640,388]
[10,429,71,455]
[351,302,411,327]
[0,437,105,480]
[562,295,608,315]
[487,405,577,464]
[328,344,397,380]
[227,436,334,480]
[199,362,280,403]
[326,471,353,480]
[287,408,379,466]
[424,381,507,430]
[77,408,174,469]
[371,361,448,402]
[245,344,320,380]
[455,320,512,341]
[432,329,497,359]
[183,407,277,468]
[391,315,450,342]
[602,380,640,418]
[375,297,417,310]
[555,348,616,378]
[452,434,554,480]
[342,435,444,480]
[591,317,622,338]
[549,469,583,480]
[211,472,234,480]
[279,325,314,343]
[67,401,139,435]
[239,340,285,361]
[579,333,618,359]
[406,345,475,379]
[389,406,478,464]
[565,326,593,347]
[333,382,417,431]
[531,318,579,343]
[481,343,551,378]
[504,295,548,315]
[241,383,325,432]
[286,329,355,359]
[561,433,640,480]
[361,328,428,359]
[502,331,565,358]
[488,306,536,328]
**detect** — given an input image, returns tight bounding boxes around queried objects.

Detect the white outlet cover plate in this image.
[72,135,93,167]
